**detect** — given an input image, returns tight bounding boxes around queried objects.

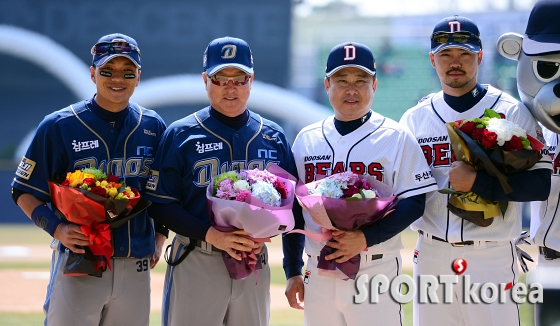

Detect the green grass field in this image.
[0,225,536,326]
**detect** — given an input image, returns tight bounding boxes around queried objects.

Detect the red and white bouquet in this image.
[294,172,397,280]
[206,164,295,280]
[49,168,150,277]
[441,109,544,227]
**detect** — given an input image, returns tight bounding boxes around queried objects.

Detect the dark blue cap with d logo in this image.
[203,37,254,76]
[430,15,482,54]
[325,42,376,77]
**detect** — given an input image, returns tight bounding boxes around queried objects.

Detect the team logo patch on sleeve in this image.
[16,157,36,180]
[413,250,419,264]
[412,169,434,185]
[146,170,160,191]
[303,270,311,284]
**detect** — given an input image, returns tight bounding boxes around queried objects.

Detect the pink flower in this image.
[235,190,251,202]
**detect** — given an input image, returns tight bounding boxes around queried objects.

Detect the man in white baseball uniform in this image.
[400,15,552,326]
[283,42,438,326]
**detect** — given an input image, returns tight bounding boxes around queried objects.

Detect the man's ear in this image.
[497,32,523,61]
[478,50,483,65]
[136,70,141,86]
[324,77,330,92]
[202,72,208,90]
[372,79,378,92]
[90,66,96,83]
[429,52,436,68]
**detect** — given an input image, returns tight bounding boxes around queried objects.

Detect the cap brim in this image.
[326,64,376,77]
[206,63,253,76]
[94,54,141,69]
[522,34,560,55]
[431,42,480,54]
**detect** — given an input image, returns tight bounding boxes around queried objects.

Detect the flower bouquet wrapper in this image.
[206,164,296,280]
[293,177,397,280]
[445,122,543,226]
[48,181,151,277]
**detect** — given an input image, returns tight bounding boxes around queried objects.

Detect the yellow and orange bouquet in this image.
[49,168,150,277]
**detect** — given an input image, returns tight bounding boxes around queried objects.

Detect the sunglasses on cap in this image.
[208,74,251,86]
[91,42,141,57]
[431,31,480,45]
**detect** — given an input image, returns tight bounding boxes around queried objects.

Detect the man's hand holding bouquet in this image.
[441,109,544,227]
[48,168,150,277]
[206,164,295,280]
[293,172,397,280]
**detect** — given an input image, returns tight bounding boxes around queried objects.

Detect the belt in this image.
[539,246,560,260]
[194,240,223,253]
[307,253,383,262]
[418,230,495,247]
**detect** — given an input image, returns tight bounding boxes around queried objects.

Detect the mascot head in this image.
[497,0,560,133]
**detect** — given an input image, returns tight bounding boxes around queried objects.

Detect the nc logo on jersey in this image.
[72,139,100,152]
[145,170,159,191]
[413,249,419,264]
[15,156,36,180]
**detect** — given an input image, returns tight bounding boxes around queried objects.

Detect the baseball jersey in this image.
[292,111,439,256]
[144,107,296,236]
[400,85,552,242]
[531,127,560,250]
[12,100,166,258]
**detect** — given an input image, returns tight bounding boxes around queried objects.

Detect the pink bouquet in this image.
[294,172,397,280]
[206,164,296,280]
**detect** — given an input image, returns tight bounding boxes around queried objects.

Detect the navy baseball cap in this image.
[203,37,254,76]
[325,42,376,77]
[91,33,141,68]
[523,0,560,55]
[430,15,482,54]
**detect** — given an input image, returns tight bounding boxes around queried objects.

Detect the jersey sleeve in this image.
[392,126,438,199]
[12,115,68,202]
[144,127,183,204]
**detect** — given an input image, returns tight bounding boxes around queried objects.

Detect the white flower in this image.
[486,118,527,146]
[251,180,281,206]
[233,180,250,191]
[313,178,344,198]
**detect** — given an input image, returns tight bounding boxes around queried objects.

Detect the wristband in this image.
[31,204,62,237]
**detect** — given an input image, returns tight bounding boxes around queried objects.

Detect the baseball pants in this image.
[303,252,403,326]
[162,236,270,326]
[413,232,520,326]
[44,249,151,326]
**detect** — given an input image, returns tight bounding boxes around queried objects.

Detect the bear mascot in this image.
[497,1,560,325]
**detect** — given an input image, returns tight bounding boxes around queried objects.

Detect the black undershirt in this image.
[210,107,250,130]
[443,83,487,113]
[334,111,372,136]
[86,96,129,131]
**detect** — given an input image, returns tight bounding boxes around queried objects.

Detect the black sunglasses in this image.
[91,42,141,57]
[431,32,481,46]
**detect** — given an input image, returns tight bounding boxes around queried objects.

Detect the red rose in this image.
[481,130,498,149]
[83,178,95,187]
[471,128,485,141]
[342,185,360,198]
[504,135,523,151]
[107,174,120,183]
[273,179,288,199]
[61,180,70,186]
[459,121,477,136]
[91,186,107,197]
